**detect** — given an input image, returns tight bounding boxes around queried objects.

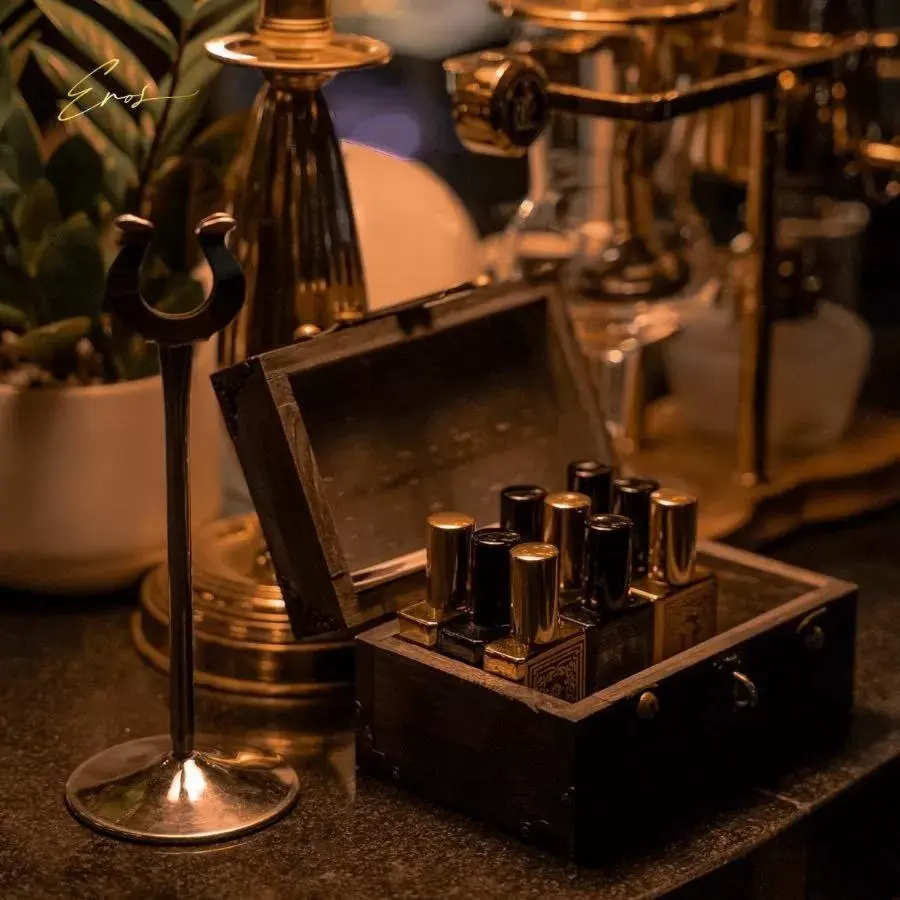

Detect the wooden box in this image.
[214,280,857,861]
[213,280,611,638]
[356,543,856,861]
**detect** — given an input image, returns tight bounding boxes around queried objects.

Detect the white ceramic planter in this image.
[0,341,221,593]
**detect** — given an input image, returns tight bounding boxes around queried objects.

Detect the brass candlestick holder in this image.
[208,0,391,363]
[132,2,391,703]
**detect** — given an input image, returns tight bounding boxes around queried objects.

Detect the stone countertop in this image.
[1,507,899,900]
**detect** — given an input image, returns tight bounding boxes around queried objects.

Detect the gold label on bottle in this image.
[525,632,586,702]
[653,576,718,662]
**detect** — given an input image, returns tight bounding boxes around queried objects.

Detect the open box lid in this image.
[212,281,612,639]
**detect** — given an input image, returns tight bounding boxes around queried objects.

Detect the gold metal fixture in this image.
[207,0,392,363]
[445,1,852,489]
[134,515,356,703]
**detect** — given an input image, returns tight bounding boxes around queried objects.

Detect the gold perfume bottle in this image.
[542,492,591,604]
[560,515,653,693]
[397,512,474,647]
[484,543,586,702]
[631,490,718,664]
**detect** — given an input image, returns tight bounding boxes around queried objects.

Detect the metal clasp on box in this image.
[715,654,759,715]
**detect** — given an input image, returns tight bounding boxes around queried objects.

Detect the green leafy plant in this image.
[0,0,253,387]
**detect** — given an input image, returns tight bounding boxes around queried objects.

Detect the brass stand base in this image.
[65,735,299,844]
[134,515,355,704]
[631,400,900,543]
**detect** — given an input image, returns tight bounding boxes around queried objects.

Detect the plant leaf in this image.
[0,166,18,212]
[15,177,60,268]
[32,42,143,159]
[1,6,39,48]
[62,114,138,207]
[0,0,26,25]
[149,1,251,142]
[0,300,27,330]
[155,85,208,162]
[46,135,102,218]
[183,108,247,176]
[162,0,195,20]
[193,0,253,28]
[85,0,177,59]
[184,1,252,72]
[109,321,158,380]
[33,0,160,98]
[0,249,41,319]
[145,271,205,314]
[34,213,106,323]
[9,36,33,80]
[0,98,42,189]
[17,316,92,364]
[0,42,12,117]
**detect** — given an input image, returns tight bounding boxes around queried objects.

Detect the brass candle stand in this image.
[208,0,391,363]
[445,0,860,531]
[132,2,391,702]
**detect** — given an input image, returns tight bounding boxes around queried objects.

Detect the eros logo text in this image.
[57,58,199,122]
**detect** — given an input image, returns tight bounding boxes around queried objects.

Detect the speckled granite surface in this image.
[1,507,899,900]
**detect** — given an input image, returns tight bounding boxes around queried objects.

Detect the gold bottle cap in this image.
[542,492,591,595]
[510,542,560,646]
[426,512,475,613]
[649,490,698,586]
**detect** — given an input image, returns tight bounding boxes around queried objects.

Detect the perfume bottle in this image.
[566,459,614,514]
[612,477,660,578]
[560,515,653,692]
[439,528,520,666]
[484,543,586,702]
[500,485,547,542]
[397,511,474,647]
[631,490,718,663]
[543,492,592,604]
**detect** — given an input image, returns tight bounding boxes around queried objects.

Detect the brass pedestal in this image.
[134,515,355,705]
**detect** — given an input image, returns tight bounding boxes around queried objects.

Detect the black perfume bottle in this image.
[439,528,520,666]
[567,459,614,514]
[612,477,660,578]
[500,485,546,542]
[560,515,653,692]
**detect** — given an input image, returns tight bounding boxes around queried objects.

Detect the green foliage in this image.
[15,315,92,365]
[46,134,103,218]
[0,0,254,385]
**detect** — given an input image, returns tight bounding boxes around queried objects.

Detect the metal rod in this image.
[545,54,835,122]
[737,89,781,486]
[159,342,196,760]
